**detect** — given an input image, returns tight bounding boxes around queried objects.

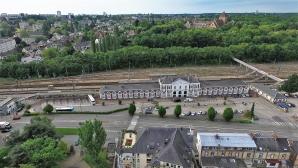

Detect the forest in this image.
[1,13,298,79]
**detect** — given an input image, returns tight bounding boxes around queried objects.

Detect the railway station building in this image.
[99,76,249,100]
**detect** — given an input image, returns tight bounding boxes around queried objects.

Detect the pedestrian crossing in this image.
[272,120,298,128]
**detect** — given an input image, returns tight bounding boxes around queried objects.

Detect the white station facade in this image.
[99,76,249,100]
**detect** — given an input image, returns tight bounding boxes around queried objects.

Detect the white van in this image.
[0,121,12,130]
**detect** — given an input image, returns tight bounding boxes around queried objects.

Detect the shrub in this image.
[128,104,136,116]
[174,105,182,118]
[158,106,166,118]
[207,107,217,121]
[43,104,54,114]
[118,100,122,105]
[223,107,234,122]
[102,101,105,106]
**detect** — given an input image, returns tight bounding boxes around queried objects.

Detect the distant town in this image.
[1,10,298,168]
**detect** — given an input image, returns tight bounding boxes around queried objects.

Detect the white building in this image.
[100,76,249,100]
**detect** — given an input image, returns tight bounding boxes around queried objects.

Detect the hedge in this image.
[22,107,128,116]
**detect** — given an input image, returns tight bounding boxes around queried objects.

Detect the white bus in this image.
[88,95,96,105]
[55,106,74,112]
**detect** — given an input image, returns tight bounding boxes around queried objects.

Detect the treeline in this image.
[133,16,298,48]
[1,42,298,79]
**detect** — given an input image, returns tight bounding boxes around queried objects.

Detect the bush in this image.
[25,104,31,110]
[43,104,54,114]
[118,100,122,105]
[158,106,166,118]
[174,105,182,118]
[128,104,136,116]
[102,102,105,106]
[207,107,217,121]
[223,107,234,122]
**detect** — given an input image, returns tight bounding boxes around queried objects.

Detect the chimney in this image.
[272,133,278,141]
[249,132,256,139]
[288,139,294,147]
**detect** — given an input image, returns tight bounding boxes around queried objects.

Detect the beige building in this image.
[290,141,298,168]
[116,128,195,168]
[185,12,229,29]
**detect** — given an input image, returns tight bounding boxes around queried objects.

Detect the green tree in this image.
[128,103,136,116]
[19,164,36,168]
[43,104,54,114]
[0,147,10,167]
[78,119,107,168]
[280,74,298,93]
[251,103,255,120]
[20,138,66,168]
[158,106,166,118]
[207,107,217,121]
[174,104,182,118]
[41,48,59,59]
[223,107,234,122]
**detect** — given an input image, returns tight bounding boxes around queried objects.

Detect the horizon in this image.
[1,0,298,15]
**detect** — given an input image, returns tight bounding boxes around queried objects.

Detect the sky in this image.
[1,0,298,14]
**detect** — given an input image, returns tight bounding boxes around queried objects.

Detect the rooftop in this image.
[200,79,246,88]
[197,133,257,148]
[254,137,290,152]
[100,82,159,93]
[201,157,247,168]
[251,83,286,99]
[120,127,194,167]
[0,97,14,107]
[159,75,199,84]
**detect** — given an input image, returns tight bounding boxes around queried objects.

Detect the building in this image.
[196,133,256,167]
[19,21,30,30]
[253,136,291,168]
[57,11,61,17]
[250,83,287,103]
[0,38,16,59]
[289,141,298,168]
[116,127,194,168]
[0,97,17,116]
[185,12,229,29]
[100,76,249,100]
[201,157,247,168]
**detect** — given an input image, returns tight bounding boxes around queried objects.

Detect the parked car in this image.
[173,97,181,102]
[191,112,197,116]
[183,111,191,116]
[13,115,21,120]
[184,98,194,102]
[288,103,296,108]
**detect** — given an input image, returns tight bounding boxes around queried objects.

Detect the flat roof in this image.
[197,133,257,148]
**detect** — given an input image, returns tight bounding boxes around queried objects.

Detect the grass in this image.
[55,128,79,135]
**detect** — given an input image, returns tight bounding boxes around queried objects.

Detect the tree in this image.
[158,106,166,118]
[174,105,182,118]
[43,104,54,114]
[128,103,136,116]
[6,117,60,145]
[20,138,66,168]
[0,147,10,167]
[251,103,255,121]
[78,119,107,168]
[19,164,36,168]
[280,74,298,93]
[207,107,217,121]
[223,107,234,122]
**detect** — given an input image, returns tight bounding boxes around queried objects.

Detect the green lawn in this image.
[55,128,79,135]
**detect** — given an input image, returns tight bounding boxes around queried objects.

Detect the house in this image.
[0,38,16,59]
[196,133,256,167]
[0,97,17,116]
[249,83,287,103]
[253,135,291,168]
[289,140,298,168]
[185,12,229,29]
[201,157,247,168]
[19,21,30,29]
[116,127,194,168]
[100,76,249,100]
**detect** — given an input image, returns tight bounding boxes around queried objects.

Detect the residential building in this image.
[116,127,194,168]
[196,133,256,167]
[250,83,287,103]
[19,21,30,30]
[0,38,16,58]
[201,157,247,168]
[253,136,292,168]
[289,140,298,168]
[0,97,17,116]
[100,76,249,100]
[185,12,229,29]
